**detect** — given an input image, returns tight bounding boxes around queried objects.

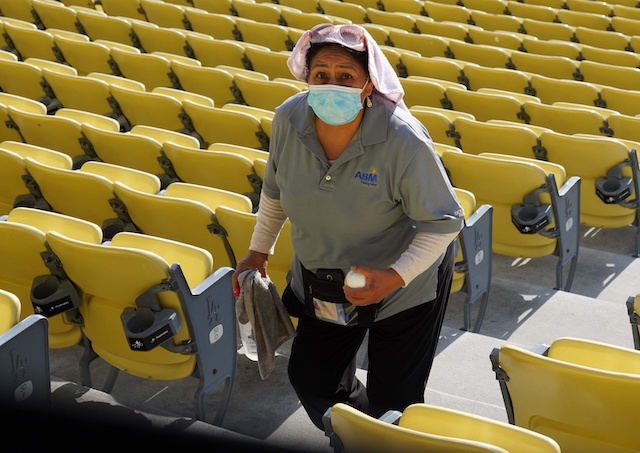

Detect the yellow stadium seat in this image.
[112,181,252,269]
[400,76,465,110]
[520,35,582,60]
[107,84,203,143]
[75,8,136,46]
[45,229,237,425]
[0,141,72,214]
[574,26,633,52]
[0,206,104,349]
[491,337,640,453]
[522,101,610,136]
[511,51,582,80]
[463,64,532,95]
[556,8,612,31]
[520,17,577,41]
[161,141,262,207]
[466,28,524,51]
[579,60,640,91]
[423,0,474,24]
[234,17,295,52]
[181,100,270,150]
[505,1,558,22]
[446,88,527,123]
[324,402,561,453]
[80,123,173,187]
[169,60,239,106]
[454,116,544,159]
[243,46,293,80]
[401,52,468,86]
[232,73,302,111]
[0,0,37,23]
[409,106,471,147]
[599,86,640,117]
[108,47,177,90]
[441,150,580,291]
[139,0,187,29]
[5,106,96,166]
[32,0,81,32]
[129,20,191,56]
[608,113,640,143]
[189,0,234,15]
[417,18,473,42]
[366,8,421,33]
[99,0,147,21]
[581,45,640,68]
[23,158,160,237]
[538,131,640,243]
[317,0,369,24]
[528,73,604,107]
[387,29,451,58]
[470,10,524,33]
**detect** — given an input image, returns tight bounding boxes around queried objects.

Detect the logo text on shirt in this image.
[354,169,378,187]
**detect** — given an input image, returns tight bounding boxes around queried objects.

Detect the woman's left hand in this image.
[343,267,405,306]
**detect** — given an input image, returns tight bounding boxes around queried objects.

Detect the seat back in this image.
[45,230,237,424]
[112,181,252,269]
[454,117,542,159]
[0,142,73,214]
[325,403,509,453]
[491,338,640,453]
[399,403,561,453]
[23,158,132,237]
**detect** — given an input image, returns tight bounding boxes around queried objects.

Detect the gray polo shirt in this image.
[262,92,464,321]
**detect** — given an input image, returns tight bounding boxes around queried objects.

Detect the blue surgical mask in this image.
[307,80,368,126]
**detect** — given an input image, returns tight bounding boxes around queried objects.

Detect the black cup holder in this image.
[30,274,80,317]
[121,307,181,351]
[511,203,553,234]
[596,176,633,204]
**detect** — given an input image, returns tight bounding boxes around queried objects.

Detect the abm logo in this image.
[354,169,378,187]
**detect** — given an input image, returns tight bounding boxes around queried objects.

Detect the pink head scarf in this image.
[287,23,408,111]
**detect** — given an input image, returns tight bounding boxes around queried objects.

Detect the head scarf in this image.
[287,23,408,111]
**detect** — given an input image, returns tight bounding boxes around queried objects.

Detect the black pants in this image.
[287,242,455,429]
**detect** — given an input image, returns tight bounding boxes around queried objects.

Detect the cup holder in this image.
[511,203,553,234]
[30,274,80,317]
[121,307,181,351]
[596,176,632,204]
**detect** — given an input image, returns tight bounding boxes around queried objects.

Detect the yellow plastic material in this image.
[497,338,640,452]
[329,403,509,453]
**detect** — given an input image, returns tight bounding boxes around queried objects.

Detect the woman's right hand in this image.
[231,250,269,297]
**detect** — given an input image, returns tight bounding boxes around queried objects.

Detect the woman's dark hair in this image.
[305,42,369,80]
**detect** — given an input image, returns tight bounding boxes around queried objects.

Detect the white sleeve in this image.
[390,231,459,287]
[249,192,288,255]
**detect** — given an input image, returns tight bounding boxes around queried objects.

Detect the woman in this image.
[232,23,464,429]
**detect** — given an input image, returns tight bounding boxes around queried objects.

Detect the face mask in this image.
[307,80,368,126]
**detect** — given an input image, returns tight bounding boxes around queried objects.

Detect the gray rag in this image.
[236,269,296,379]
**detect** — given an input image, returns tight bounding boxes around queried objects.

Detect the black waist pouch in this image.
[300,264,377,327]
